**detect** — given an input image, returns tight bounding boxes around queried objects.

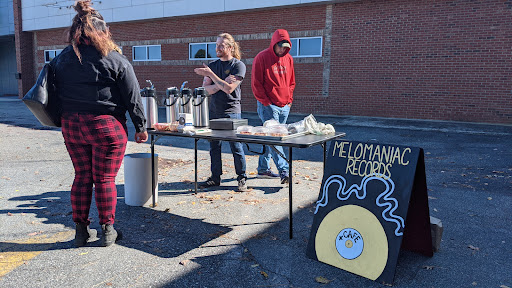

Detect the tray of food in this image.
[235,125,308,141]
[154,122,179,132]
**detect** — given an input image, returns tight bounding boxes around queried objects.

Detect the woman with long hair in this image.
[51,0,148,247]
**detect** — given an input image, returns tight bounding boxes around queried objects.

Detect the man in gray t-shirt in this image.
[207,57,246,115]
[194,33,248,192]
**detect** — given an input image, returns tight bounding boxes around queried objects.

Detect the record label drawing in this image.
[307,140,433,285]
[336,228,364,260]
[315,205,388,280]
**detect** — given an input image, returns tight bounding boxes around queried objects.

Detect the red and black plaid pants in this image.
[61,112,127,225]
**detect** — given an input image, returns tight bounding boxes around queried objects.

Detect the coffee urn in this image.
[165,87,180,123]
[180,87,193,114]
[141,80,158,129]
[192,87,209,127]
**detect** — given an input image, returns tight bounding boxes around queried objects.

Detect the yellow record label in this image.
[315,205,388,280]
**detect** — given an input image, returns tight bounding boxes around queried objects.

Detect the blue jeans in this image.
[256,101,290,174]
[209,112,247,182]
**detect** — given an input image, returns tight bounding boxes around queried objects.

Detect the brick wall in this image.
[27,0,512,124]
[329,0,512,123]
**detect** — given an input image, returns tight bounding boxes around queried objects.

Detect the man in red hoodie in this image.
[251,29,296,184]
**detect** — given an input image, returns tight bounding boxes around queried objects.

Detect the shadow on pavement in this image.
[1,186,231,259]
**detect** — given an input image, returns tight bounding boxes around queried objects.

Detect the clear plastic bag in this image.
[303,114,335,135]
[287,120,306,134]
[263,119,280,127]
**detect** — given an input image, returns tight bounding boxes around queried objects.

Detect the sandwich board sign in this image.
[307,140,433,285]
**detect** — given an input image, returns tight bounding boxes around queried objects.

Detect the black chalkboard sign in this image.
[306,140,433,285]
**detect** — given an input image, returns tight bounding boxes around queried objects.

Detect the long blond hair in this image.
[68,0,120,62]
[218,33,242,60]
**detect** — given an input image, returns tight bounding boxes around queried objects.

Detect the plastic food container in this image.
[168,121,179,132]
[268,124,289,137]
[252,126,269,136]
[154,122,179,132]
[154,123,171,131]
[263,119,280,127]
[236,125,254,135]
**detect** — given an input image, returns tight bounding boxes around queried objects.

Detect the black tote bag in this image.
[22,63,61,127]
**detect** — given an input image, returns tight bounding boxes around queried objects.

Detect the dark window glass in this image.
[299,38,322,56]
[207,43,216,58]
[133,46,146,61]
[289,39,298,57]
[190,44,206,59]
[148,45,161,60]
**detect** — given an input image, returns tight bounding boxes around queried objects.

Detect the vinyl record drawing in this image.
[307,140,433,285]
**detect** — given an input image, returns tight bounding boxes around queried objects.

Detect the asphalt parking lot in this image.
[1,96,511,288]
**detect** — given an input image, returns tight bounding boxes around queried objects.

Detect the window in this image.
[288,37,322,58]
[44,49,62,63]
[132,45,161,61]
[189,42,218,60]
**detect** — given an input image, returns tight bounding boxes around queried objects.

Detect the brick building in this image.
[5,0,512,124]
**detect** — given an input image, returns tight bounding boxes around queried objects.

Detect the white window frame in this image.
[44,49,62,63]
[289,36,323,58]
[132,45,161,61]
[189,42,218,60]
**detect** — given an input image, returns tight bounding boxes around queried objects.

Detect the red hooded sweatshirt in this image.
[251,29,296,107]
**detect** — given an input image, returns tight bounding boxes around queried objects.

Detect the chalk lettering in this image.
[393,148,401,165]
[364,144,373,160]
[401,147,411,165]
[372,145,381,162]
[353,143,364,160]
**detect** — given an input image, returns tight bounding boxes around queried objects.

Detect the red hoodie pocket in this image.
[266,86,290,107]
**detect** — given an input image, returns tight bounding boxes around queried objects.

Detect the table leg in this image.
[195,138,198,193]
[323,142,326,171]
[151,134,156,208]
[289,147,293,239]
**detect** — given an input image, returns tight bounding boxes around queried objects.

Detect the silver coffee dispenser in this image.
[165,87,180,123]
[180,87,193,114]
[192,87,209,127]
[141,80,158,129]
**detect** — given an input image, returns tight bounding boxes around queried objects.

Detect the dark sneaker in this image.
[257,170,279,178]
[199,177,220,188]
[237,177,248,192]
[101,224,119,247]
[280,171,290,184]
[75,222,93,247]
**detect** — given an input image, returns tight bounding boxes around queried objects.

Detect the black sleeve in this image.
[117,62,146,133]
[233,60,246,80]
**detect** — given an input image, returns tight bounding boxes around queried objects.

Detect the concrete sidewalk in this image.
[0,96,511,288]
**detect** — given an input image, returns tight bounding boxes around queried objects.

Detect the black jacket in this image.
[52,45,146,133]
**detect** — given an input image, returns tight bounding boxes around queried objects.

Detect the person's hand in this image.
[194,63,213,77]
[225,75,237,84]
[135,131,148,143]
[287,103,292,107]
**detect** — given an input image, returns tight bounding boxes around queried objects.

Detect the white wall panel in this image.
[132,0,166,6]
[163,0,224,17]
[0,0,14,36]
[21,0,332,31]
[100,9,114,23]
[21,0,35,9]
[93,0,131,10]
[22,18,35,31]
[224,0,299,12]
[113,3,164,22]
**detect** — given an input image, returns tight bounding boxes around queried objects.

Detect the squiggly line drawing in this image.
[315,174,405,236]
